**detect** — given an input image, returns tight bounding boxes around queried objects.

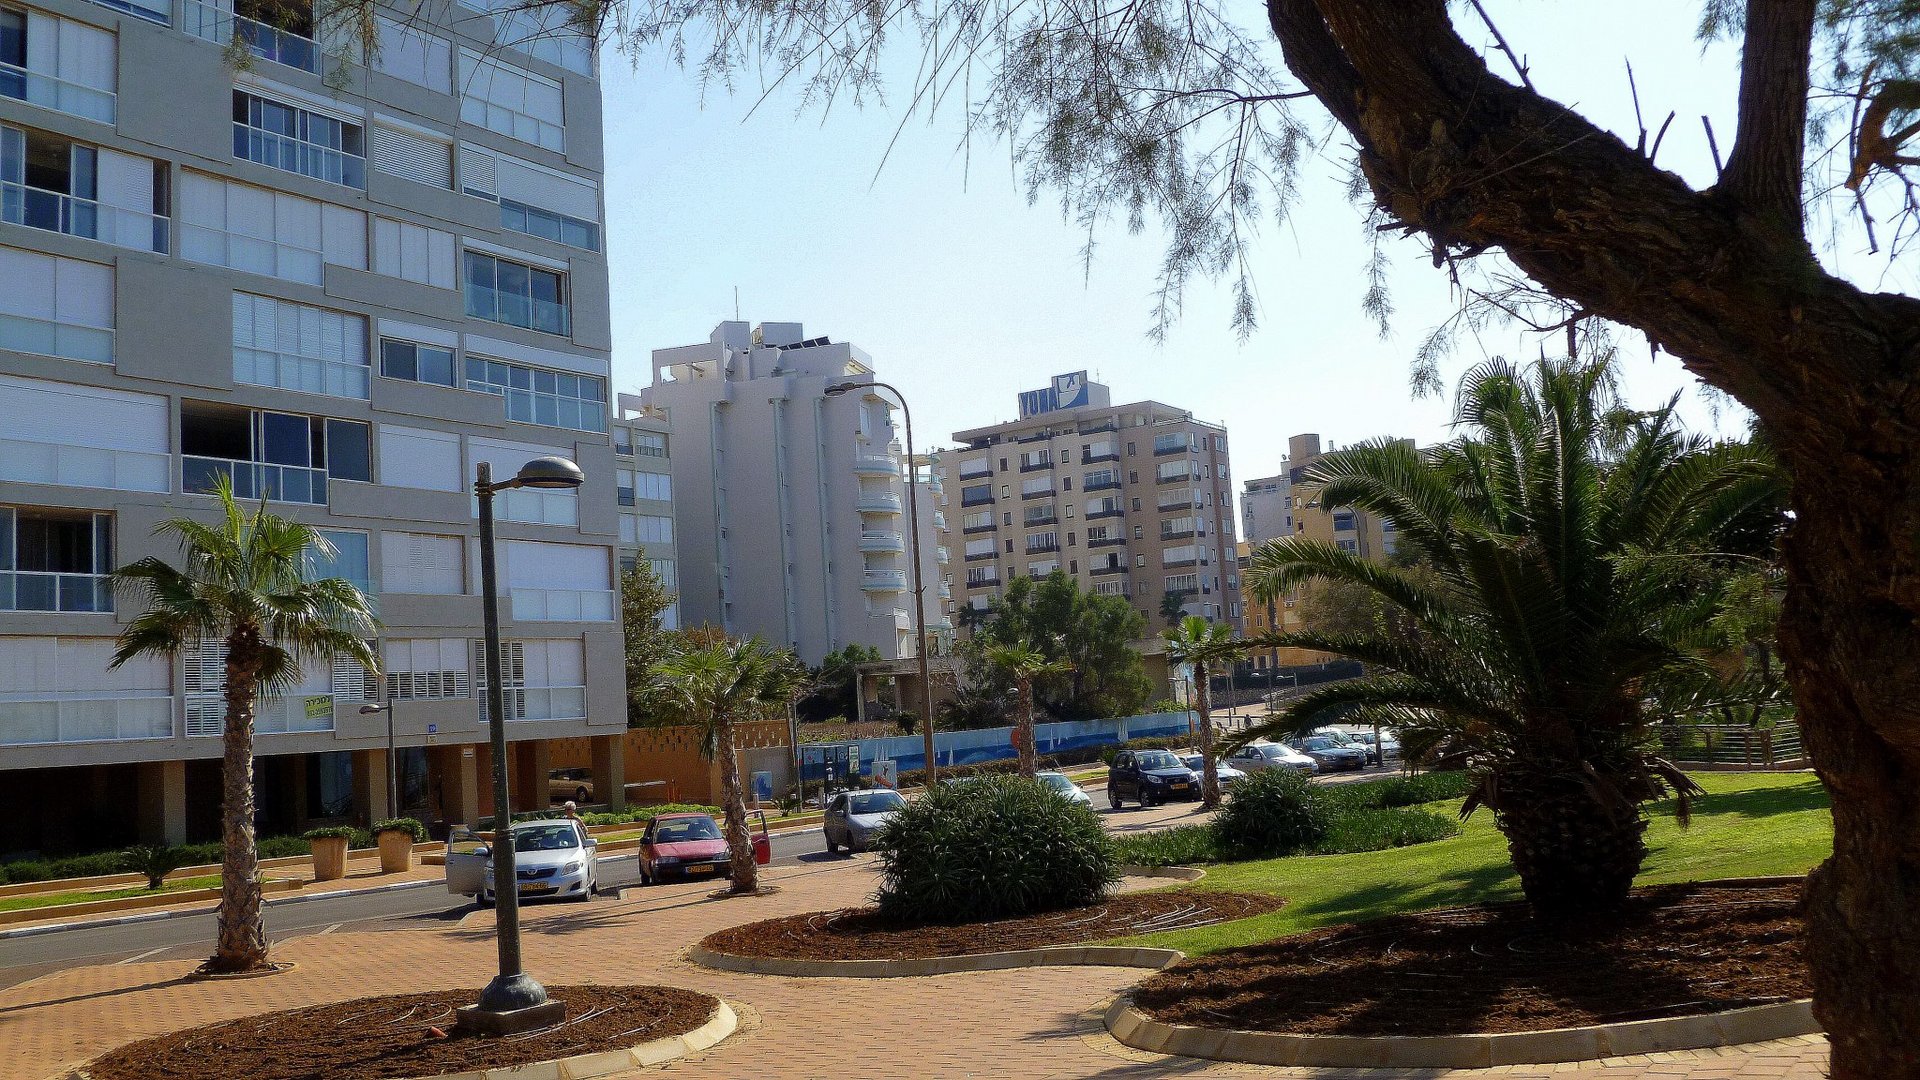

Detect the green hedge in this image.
[372,817,428,843]
[1111,772,1464,867]
[881,734,1200,791]
[0,831,328,885]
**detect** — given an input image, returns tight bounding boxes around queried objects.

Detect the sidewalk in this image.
[0,850,1828,1080]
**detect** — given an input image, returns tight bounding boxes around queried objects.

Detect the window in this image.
[472,437,578,525]
[463,251,569,335]
[966,566,996,586]
[1028,560,1058,577]
[1093,579,1126,597]
[1019,449,1050,470]
[964,538,995,558]
[233,91,364,188]
[465,355,605,432]
[464,0,595,75]
[1164,545,1199,566]
[630,431,666,457]
[0,636,170,745]
[378,425,460,491]
[1026,531,1058,553]
[458,49,563,150]
[380,339,456,387]
[1020,476,1053,497]
[649,558,676,589]
[1085,496,1122,519]
[368,16,451,93]
[626,514,672,544]
[307,528,370,597]
[1166,572,1199,593]
[0,506,112,612]
[1022,504,1057,527]
[961,483,992,507]
[617,470,671,502]
[1157,460,1198,483]
[1337,538,1358,552]
[1214,435,1227,451]
[87,0,166,26]
[958,456,989,478]
[504,540,614,621]
[383,639,470,700]
[178,171,365,283]
[0,244,112,363]
[185,0,315,71]
[180,401,370,504]
[369,122,453,187]
[233,293,370,399]
[1332,511,1357,532]
[1083,468,1119,490]
[372,217,455,288]
[1154,432,1192,455]
[499,197,599,250]
[381,532,463,595]
[0,9,116,124]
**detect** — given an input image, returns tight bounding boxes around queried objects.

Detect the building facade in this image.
[0,0,628,855]
[640,321,947,664]
[933,374,1239,633]
[610,393,678,630]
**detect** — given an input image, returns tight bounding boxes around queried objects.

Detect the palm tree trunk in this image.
[716,713,757,894]
[211,628,268,972]
[1015,678,1038,778]
[1194,662,1221,809]
[1490,765,1648,916]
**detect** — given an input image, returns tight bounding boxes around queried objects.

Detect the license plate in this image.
[518,882,554,893]
[685,863,717,875]
[1170,783,1189,790]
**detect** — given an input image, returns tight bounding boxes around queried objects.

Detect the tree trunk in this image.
[1194,663,1221,809]
[716,714,757,894]
[1015,678,1038,778]
[1488,765,1648,917]
[210,627,268,973]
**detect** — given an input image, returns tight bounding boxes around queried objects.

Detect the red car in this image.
[637,812,770,884]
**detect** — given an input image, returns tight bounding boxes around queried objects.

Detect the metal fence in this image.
[1663,721,1806,768]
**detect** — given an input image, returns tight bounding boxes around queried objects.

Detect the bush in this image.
[1215,767,1331,857]
[1370,770,1474,808]
[371,817,427,843]
[0,851,135,883]
[1318,806,1461,854]
[302,826,356,842]
[122,845,192,890]
[873,774,1117,923]
[257,836,312,859]
[1112,825,1224,867]
[574,802,720,829]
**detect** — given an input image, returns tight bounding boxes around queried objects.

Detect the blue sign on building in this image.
[1018,370,1091,418]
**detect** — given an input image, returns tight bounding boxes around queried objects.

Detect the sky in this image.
[591,1,1893,528]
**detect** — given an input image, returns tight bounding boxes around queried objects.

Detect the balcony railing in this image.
[234,123,365,188]
[510,587,617,622]
[1082,450,1120,464]
[959,465,992,480]
[936,546,952,563]
[1088,536,1126,548]
[0,694,172,746]
[180,220,325,284]
[185,0,319,71]
[1154,441,1191,456]
[188,694,335,737]
[852,454,899,476]
[1085,507,1125,520]
[1082,478,1122,492]
[960,492,994,507]
[235,348,371,400]
[512,686,588,722]
[1157,498,1195,512]
[0,61,116,124]
[1025,542,1060,555]
[1090,564,1129,576]
[183,456,329,505]
[1020,488,1055,500]
[859,531,906,553]
[0,436,168,493]
[1022,515,1059,528]
[856,491,904,514]
[0,311,113,365]
[964,550,996,562]
[862,569,908,592]
[0,570,112,613]
[2,181,169,253]
[1018,459,1053,472]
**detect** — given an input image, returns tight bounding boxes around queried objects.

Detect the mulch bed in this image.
[82,985,718,1080]
[699,891,1283,960]
[1133,883,1809,1037]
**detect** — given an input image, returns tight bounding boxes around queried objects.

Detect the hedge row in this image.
[0,833,319,885]
[871,734,1202,792]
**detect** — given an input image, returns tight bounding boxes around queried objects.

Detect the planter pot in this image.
[311,836,349,881]
[376,830,416,874]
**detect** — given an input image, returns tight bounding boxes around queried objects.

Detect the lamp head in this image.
[823,381,862,397]
[514,456,585,490]
[359,703,388,715]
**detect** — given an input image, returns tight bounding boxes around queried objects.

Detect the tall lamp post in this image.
[358,700,398,820]
[459,455,584,1034]
[825,380,936,783]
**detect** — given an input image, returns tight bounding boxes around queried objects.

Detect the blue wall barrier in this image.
[797,711,1197,779]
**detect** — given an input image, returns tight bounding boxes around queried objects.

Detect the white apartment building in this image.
[611,393,677,629]
[0,0,628,856]
[641,321,948,664]
[933,373,1240,632]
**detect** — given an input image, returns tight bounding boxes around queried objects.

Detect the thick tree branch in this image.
[1721,0,1816,231]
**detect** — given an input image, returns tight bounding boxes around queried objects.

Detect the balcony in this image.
[1090,564,1129,576]
[3,180,170,253]
[857,491,904,514]
[1082,450,1120,464]
[185,0,319,72]
[938,583,952,599]
[965,550,997,562]
[1156,470,1196,485]
[509,588,618,622]
[1026,541,1060,555]
[852,454,899,477]
[0,570,112,613]
[863,569,908,592]
[188,695,333,737]
[859,531,906,553]
[966,574,1000,588]
[1154,441,1190,456]
[1161,528,1196,541]
[0,695,172,746]
[1019,459,1053,473]
[1088,536,1126,549]
[1020,488,1056,500]
[936,546,952,563]
[1157,498,1195,512]
[1082,478,1122,492]
[184,456,328,505]
[0,61,116,124]
[933,512,947,530]
[1085,507,1125,521]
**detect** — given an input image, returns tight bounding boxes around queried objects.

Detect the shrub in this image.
[371,817,427,843]
[1370,770,1474,808]
[1112,825,1224,867]
[302,826,356,842]
[1317,806,1461,854]
[122,845,193,890]
[1215,767,1331,857]
[257,836,312,859]
[873,773,1117,923]
[0,851,134,883]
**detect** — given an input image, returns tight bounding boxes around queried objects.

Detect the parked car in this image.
[824,788,909,853]
[1175,752,1247,788]
[639,812,733,884]
[445,817,597,907]
[1290,735,1370,771]
[549,766,595,804]
[1226,741,1319,775]
[1037,770,1095,807]
[1333,729,1400,765]
[1107,749,1200,808]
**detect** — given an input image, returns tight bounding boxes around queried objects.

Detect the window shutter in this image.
[371,125,453,188]
[331,652,376,700]
[472,639,525,721]
[459,145,496,199]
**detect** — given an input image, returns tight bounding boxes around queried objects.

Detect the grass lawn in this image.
[1117,771,1831,957]
[0,875,224,914]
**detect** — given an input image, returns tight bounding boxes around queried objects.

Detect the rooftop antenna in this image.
[734,286,740,321]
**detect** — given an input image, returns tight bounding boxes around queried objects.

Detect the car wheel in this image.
[477,891,494,909]
[825,834,838,856]
[1108,788,1122,810]
[575,786,590,803]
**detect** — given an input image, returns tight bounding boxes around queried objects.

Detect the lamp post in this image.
[825,380,936,784]
[460,455,584,1034]
[358,700,398,820]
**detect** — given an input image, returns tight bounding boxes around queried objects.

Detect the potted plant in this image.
[302,826,354,882]
[371,818,426,874]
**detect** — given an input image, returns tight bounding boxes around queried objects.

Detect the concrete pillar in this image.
[350,748,389,825]
[472,741,496,821]
[592,734,626,812]
[510,740,552,812]
[136,759,188,846]
[446,744,481,826]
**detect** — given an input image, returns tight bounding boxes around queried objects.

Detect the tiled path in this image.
[0,854,1828,1080]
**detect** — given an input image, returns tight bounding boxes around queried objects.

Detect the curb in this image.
[0,878,442,940]
[1102,994,1820,1068]
[688,942,1184,979]
[1116,864,1206,883]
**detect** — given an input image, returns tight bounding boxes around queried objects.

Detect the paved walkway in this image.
[0,851,1828,1080]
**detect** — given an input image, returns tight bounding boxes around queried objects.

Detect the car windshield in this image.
[1135,751,1181,770]
[1179,755,1204,769]
[652,817,723,842]
[512,824,579,852]
[1039,773,1075,791]
[849,791,906,814]
[1304,737,1338,751]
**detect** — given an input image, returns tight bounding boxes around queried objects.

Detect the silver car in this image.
[445,818,597,907]
[1227,741,1319,775]
[1037,770,1095,807]
[1177,752,1247,788]
[824,788,908,854]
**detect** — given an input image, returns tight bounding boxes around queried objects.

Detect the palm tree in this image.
[984,642,1069,777]
[652,637,801,894]
[1242,356,1785,916]
[1158,590,1187,629]
[1163,616,1242,809]
[110,483,378,972]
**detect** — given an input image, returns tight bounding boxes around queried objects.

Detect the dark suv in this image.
[1107,749,1200,808]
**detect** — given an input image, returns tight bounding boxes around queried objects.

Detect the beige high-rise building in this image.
[610,395,678,630]
[932,374,1238,633]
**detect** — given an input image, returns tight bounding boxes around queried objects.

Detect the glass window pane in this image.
[260,411,309,466]
[381,340,416,381]
[533,368,556,394]
[325,419,370,482]
[420,346,454,386]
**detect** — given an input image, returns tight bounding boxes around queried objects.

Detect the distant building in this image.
[933,374,1239,632]
[611,396,679,630]
[640,322,946,663]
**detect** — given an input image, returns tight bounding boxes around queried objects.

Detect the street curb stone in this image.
[0,878,441,940]
[688,942,1185,979]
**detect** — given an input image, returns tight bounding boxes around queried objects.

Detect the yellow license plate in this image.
[518,882,554,893]
[1170,783,1189,790]
[685,863,717,874]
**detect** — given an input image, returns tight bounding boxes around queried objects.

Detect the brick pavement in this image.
[0,854,1827,1080]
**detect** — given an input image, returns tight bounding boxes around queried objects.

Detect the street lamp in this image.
[460,455,584,1035]
[358,701,398,820]
[825,380,936,784]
